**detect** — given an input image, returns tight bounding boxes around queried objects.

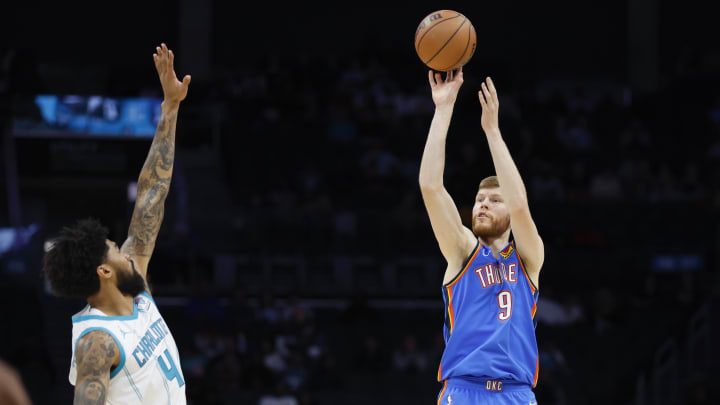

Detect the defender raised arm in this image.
[419,68,477,281]
[121,43,191,279]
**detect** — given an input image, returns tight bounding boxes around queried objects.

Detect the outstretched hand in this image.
[478,77,499,132]
[154,43,191,105]
[428,68,463,108]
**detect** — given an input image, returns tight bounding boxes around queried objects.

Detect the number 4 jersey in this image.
[69,292,186,404]
[438,241,540,387]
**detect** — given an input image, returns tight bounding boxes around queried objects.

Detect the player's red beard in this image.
[472,213,511,239]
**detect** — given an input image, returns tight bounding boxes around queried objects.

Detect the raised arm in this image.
[478,77,544,286]
[73,330,120,405]
[419,68,477,272]
[121,43,191,279]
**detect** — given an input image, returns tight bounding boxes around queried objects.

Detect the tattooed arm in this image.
[121,43,191,279]
[73,331,120,405]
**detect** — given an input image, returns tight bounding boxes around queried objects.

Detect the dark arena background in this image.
[2,1,720,404]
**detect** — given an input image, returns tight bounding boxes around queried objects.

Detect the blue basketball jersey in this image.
[438,241,539,387]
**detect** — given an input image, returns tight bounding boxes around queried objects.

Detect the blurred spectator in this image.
[534,341,569,405]
[185,277,225,331]
[620,119,652,152]
[392,334,428,374]
[258,381,299,405]
[591,288,620,335]
[180,339,208,379]
[204,337,244,396]
[589,167,622,200]
[327,103,358,141]
[283,349,308,392]
[353,334,390,373]
[360,139,401,179]
[227,288,254,352]
[262,337,287,375]
[283,293,314,324]
[0,360,32,405]
[556,115,593,150]
[536,288,584,327]
[256,291,284,326]
[308,353,344,391]
[530,160,566,201]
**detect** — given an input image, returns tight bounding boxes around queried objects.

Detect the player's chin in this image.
[472,222,491,236]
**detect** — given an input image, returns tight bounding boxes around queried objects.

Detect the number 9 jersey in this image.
[437,241,540,387]
[69,292,186,404]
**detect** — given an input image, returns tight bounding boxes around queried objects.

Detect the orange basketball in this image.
[414,10,476,72]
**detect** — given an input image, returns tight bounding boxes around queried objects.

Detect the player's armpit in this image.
[73,331,120,405]
[420,185,477,266]
[509,207,544,286]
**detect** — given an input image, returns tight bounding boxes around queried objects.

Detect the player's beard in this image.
[472,214,511,239]
[116,260,147,297]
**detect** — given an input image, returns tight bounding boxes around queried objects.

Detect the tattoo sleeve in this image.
[123,107,178,258]
[73,331,119,405]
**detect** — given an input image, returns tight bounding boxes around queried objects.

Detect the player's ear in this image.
[97,264,113,280]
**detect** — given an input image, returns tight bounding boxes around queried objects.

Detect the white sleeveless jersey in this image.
[69,292,186,405]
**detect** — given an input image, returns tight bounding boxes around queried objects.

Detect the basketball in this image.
[414,10,476,72]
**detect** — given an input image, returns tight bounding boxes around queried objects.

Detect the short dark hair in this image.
[43,218,109,299]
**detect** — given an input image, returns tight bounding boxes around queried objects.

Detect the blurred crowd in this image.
[1,39,719,404]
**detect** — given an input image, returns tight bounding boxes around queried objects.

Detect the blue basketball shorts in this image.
[437,377,537,405]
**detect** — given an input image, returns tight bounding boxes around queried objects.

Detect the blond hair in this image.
[478,175,527,199]
[478,176,500,190]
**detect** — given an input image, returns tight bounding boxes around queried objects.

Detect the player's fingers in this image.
[428,70,435,87]
[159,44,167,67]
[478,90,487,108]
[481,82,492,104]
[154,53,164,73]
[487,77,498,100]
[156,46,162,58]
[163,49,171,71]
[169,50,175,70]
[435,72,443,85]
[448,70,453,82]
[182,75,191,87]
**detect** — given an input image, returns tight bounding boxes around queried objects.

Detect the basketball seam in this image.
[415,14,464,53]
[423,18,467,67]
[439,23,474,71]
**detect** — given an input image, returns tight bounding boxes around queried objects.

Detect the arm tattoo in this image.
[74,331,117,405]
[124,110,178,257]
[74,378,106,405]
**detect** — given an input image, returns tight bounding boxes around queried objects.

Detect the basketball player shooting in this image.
[42,43,190,405]
[419,68,543,405]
